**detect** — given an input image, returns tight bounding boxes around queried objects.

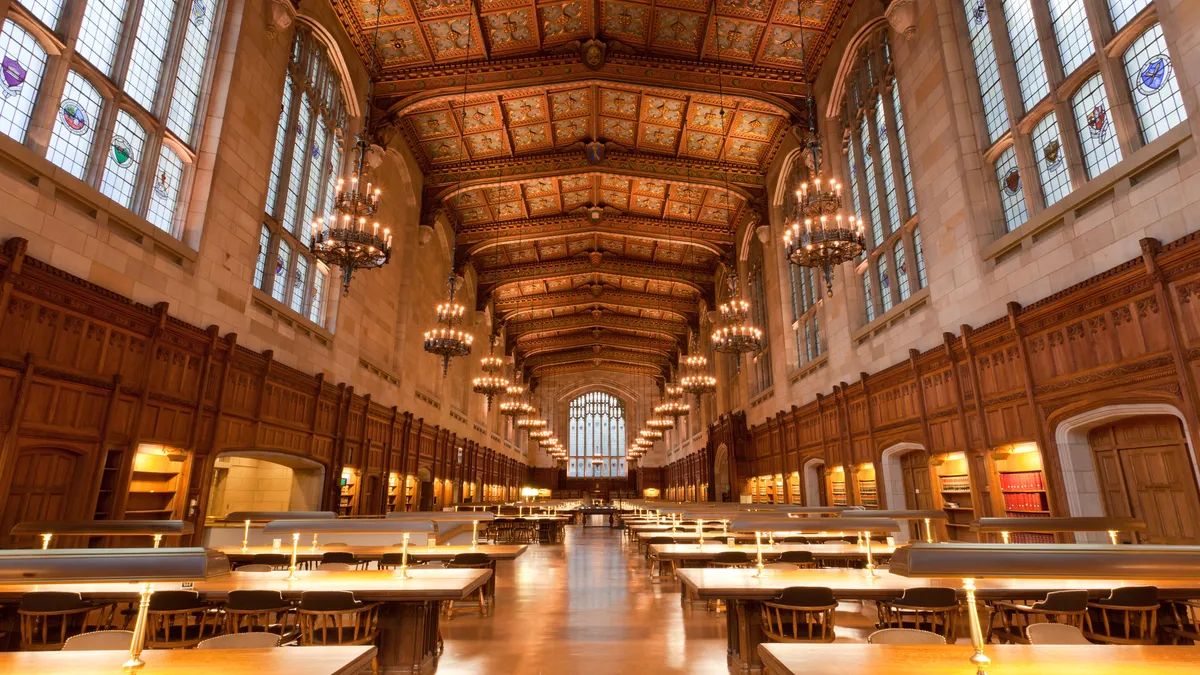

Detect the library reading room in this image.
[0,0,1199,672]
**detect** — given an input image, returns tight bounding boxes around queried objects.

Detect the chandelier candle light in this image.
[712,280,764,355]
[471,334,509,410]
[423,273,474,376]
[310,136,392,295]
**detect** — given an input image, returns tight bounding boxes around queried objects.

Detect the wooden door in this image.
[1088,416,1200,544]
[815,465,827,506]
[1,446,85,546]
[899,451,933,540]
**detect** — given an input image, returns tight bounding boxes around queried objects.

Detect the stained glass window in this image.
[46,71,102,180]
[1072,74,1122,178]
[300,116,327,242]
[281,93,311,234]
[875,94,902,233]
[894,240,911,302]
[265,72,295,214]
[962,0,1009,142]
[860,117,884,248]
[168,0,222,144]
[100,110,146,208]
[76,0,129,77]
[253,223,271,289]
[913,227,928,288]
[324,142,342,216]
[568,392,627,478]
[309,265,328,325]
[1002,0,1049,111]
[1048,0,1092,76]
[891,84,916,215]
[811,313,821,357]
[863,270,875,323]
[124,0,176,111]
[1031,112,1071,207]
[145,145,184,233]
[995,145,1028,231]
[20,0,64,30]
[0,20,48,143]
[272,240,292,302]
[1108,0,1151,32]
[1123,24,1186,145]
[748,256,772,394]
[289,255,309,313]
[845,143,864,224]
[803,319,813,361]
[877,256,893,313]
[787,264,800,323]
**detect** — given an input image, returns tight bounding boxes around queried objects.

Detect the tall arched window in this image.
[781,154,823,368]
[568,392,627,478]
[839,25,924,326]
[957,1,1185,233]
[747,243,772,395]
[253,25,346,327]
[1,0,225,236]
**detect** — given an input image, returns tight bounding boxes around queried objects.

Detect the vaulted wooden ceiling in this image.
[332,0,853,382]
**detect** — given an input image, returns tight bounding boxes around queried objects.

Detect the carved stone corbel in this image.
[265,0,298,40]
[885,0,918,40]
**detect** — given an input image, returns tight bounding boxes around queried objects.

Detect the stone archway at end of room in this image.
[802,458,825,507]
[879,442,926,543]
[713,444,731,502]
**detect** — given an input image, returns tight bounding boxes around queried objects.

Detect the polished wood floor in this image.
[436,520,880,674]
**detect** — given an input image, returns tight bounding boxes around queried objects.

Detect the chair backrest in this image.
[317,562,352,571]
[321,551,356,565]
[62,630,134,651]
[895,586,958,609]
[1026,622,1092,645]
[448,552,490,566]
[775,586,836,608]
[868,628,945,645]
[225,590,289,612]
[1098,585,1159,608]
[762,562,797,570]
[236,564,276,573]
[299,591,361,612]
[379,552,406,566]
[19,591,88,613]
[196,632,282,650]
[250,553,290,566]
[148,590,205,612]
[1033,590,1090,613]
[779,550,815,564]
[712,551,751,564]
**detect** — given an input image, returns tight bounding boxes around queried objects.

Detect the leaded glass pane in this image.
[47,71,103,180]
[19,0,64,30]
[100,110,146,208]
[894,240,911,302]
[145,145,184,233]
[1002,0,1049,111]
[324,141,342,216]
[168,0,222,143]
[812,313,821,356]
[863,270,876,323]
[309,264,327,324]
[913,227,927,288]
[1108,0,1150,32]
[281,93,311,233]
[803,319,813,362]
[300,116,327,243]
[76,0,130,77]
[568,393,627,478]
[289,255,309,313]
[272,240,291,302]
[875,94,902,232]
[124,0,177,111]
[253,223,271,289]
[860,117,884,249]
[265,72,294,214]
[1031,112,1071,207]
[787,264,800,322]
[0,20,49,143]
[962,0,1009,142]
[890,84,916,215]
[877,256,893,313]
[1071,74,1122,178]
[995,145,1028,231]
[1048,0,1092,76]
[1123,24,1186,145]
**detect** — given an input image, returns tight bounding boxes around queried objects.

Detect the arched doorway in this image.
[206,450,325,518]
[417,467,434,511]
[880,443,932,543]
[802,458,826,506]
[713,444,731,502]
[1055,404,1200,543]
[0,445,89,547]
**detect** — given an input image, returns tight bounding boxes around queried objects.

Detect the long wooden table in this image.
[649,542,895,563]
[491,515,569,543]
[677,567,1200,674]
[220,544,528,564]
[0,646,376,674]
[758,644,1200,675]
[0,569,489,674]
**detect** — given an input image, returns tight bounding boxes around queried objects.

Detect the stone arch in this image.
[294,16,362,118]
[713,443,731,502]
[879,442,925,543]
[825,17,890,120]
[1052,402,1200,541]
[802,457,826,507]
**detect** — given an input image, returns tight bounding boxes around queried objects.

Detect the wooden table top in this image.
[648,543,895,560]
[493,515,570,521]
[757,644,1200,675]
[0,568,491,602]
[676,567,1200,601]
[220,544,527,562]
[635,530,840,541]
[0,646,376,674]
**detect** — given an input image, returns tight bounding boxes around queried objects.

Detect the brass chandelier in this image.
[680,349,717,401]
[423,271,474,376]
[711,275,763,355]
[471,332,508,411]
[654,382,691,419]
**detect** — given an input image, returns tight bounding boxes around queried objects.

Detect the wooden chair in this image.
[297,591,380,647]
[321,551,367,570]
[760,587,838,643]
[646,537,677,582]
[249,553,291,570]
[867,628,945,644]
[1168,599,1200,644]
[197,632,282,649]
[1025,623,1092,645]
[145,590,222,649]
[988,590,1089,644]
[62,629,133,651]
[877,587,959,642]
[444,553,490,619]
[708,551,752,568]
[1084,586,1159,645]
[223,589,298,644]
[235,564,276,572]
[18,591,115,651]
[777,551,817,569]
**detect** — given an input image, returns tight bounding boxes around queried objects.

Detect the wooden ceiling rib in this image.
[333,0,854,381]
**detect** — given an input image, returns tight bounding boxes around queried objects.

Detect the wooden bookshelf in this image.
[789,472,802,505]
[936,455,976,542]
[995,446,1054,543]
[830,469,847,507]
[338,469,358,516]
[127,446,187,520]
[856,465,878,508]
[404,475,416,512]
[387,472,400,513]
[772,474,783,505]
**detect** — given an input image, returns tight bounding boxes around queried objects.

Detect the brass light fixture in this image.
[711,274,764,355]
[423,271,474,376]
[472,332,509,410]
[680,347,717,401]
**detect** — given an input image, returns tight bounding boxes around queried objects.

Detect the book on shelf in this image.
[999,471,1045,491]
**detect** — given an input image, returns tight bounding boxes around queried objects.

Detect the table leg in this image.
[377,600,441,674]
[727,600,764,675]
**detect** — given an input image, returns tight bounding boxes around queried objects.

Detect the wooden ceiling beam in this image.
[476,255,714,291]
[493,286,699,318]
[457,214,735,251]
[506,313,690,339]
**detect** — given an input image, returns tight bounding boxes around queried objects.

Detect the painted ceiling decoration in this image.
[330,0,854,382]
